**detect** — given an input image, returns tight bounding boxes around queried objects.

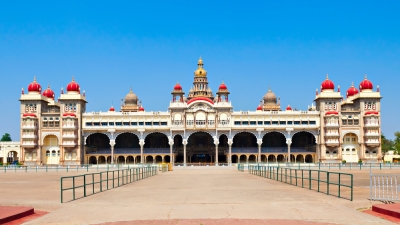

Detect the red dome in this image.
[346,83,359,98]
[42,86,55,99]
[66,77,80,93]
[139,106,145,111]
[325,111,339,115]
[286,105,292,111]
[365,111,379,115]
[256,105,262,111]
[23,113,36,117]
[359,75,373,91]
[174,83,182,90]
[28,77,42,93]
[321,74,334,91]
[187,97,214,105]
[219,82,227,90]
[109,106,115,112]
[63,112,76,117]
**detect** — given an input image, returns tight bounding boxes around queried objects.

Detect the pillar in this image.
[169,142,174,164]
[183,139,187,166]
[139,139,145,164]
[257,139,262,163]
[214,137,219,166]
[110,142,115,164]
[228,139,233,166]
[286,138,292,163]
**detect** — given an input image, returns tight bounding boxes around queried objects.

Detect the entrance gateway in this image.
[19,58,382,166]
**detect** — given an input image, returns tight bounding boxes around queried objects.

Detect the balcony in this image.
[365,132,380,137]
[325,123,339,127]
[63,141,77,147]
[21,142,37,148]
[22,134,37,139]
[365,139,380,147]
[325,132,340,137]
[62,134,77,139]
[62,125,77,130]
[325,140,339,147]
[22,125,38,129]
[364,123,380,128]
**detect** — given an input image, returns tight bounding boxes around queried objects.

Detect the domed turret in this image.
[174,83,182,90]
[124,88,138,105]
[109,106,115,112]
[219,82,227,90]
[139,105,145,111]
[321,74,334,92]
[359,75,373,92]
[263,88,277,104]
[194,57,207,77]
[256,105,263,111]
[346,82,359,98]
[28,76,42,93]
[286,105,292,111]
[66,77,80,93]
[42,85,55,99]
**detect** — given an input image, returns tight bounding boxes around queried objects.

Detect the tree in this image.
[394,132,400,155]
[381,134,393,157]
[0,133,12,142]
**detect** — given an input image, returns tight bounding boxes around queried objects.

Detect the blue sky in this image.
[1,1,399,140]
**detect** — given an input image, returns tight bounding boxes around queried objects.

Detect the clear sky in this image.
[1,1,399,140]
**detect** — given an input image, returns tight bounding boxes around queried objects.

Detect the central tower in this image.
[187,57,214,101]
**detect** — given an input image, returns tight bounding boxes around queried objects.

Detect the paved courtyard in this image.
[0,166,396,224]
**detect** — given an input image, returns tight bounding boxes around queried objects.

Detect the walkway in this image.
[15,167,392,225]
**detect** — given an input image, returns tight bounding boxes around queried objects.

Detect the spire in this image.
[326,73,329,80]
[351,81,354,87]
[72,76,75,82]
[61,87,64,94]
[364,74,367,80]
[130,86,133,93]
[47,83,50,89]
[33,76,37,82]
[197,57,203,68]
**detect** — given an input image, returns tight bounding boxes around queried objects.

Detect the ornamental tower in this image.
[187,57,214,101]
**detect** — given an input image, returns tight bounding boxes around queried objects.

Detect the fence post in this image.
[84,175,87,197]
[46,166,48,172]
[72,177,75,200]
[338,173,341,198]
[60,177,63,203]
[309,170,312,190]
[327,172,330,195]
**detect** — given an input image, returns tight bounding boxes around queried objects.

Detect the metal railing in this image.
[243,165,353,201]
[61,165,165,203]
[369,173,400,202]
[2,164,165,173]
[231,162,400,170]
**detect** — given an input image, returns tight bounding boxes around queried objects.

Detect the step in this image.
[372,203,400,218]
[0,206,34,224]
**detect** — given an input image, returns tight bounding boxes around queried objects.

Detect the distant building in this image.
[0,142,20,164]
[384,150,400,163]
[19,58,382,165]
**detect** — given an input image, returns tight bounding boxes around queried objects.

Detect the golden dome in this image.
[194,57,207,77]
[124,88,138,105]
[263,88,277,104]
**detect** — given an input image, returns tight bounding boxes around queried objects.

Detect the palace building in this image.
[19,58,382,166]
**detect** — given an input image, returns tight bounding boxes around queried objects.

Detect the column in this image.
[286,138,292,163]
[183,139,187,166]
[228,139,233,166]
[214,137,219,166]
[139,139,145,164]
[110,140,115,164]
[169,139,174,164]
[257,139,262,163]
[37,146,41,165]
[338,144,343,161]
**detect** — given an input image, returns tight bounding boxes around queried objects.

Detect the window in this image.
[348,120,353,125]
[264,121,271,125]
[93,122,100,126]
[109,122,114,126]
[287,121,293,125]
[242,121,249,125]
[294,121,300,125]
[354,119,359,125]
[301,121,308,125]
[153,122,160,126]
[145,122,152,126]
[161,122,167,126]
[257,121,263,125]
[55,121,59,127]
[272,121,278,125]
[279,121,286,125]
[234,121,241,125]
[101,122,108,126]
[309,121,316,125]
[123,122,130,126]
[342,119,347,125]
[43,122,48,127]
[85,122,92,126]
[131,122,137,126]
[116,122,122,126]
[139,122,144,126]
[250,121,256,125]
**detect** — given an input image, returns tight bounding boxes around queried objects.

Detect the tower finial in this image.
[351,81,354,86]
[33,76,36,82]
[326,73,329,79]
[72,76,75,82]
[48,83,50,89]
[364,74,367,79]
[130,86,132,93]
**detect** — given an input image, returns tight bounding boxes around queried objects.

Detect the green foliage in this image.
[342,160,346,164]
[394,132,400,155]
[0,133,12,142]
[381,134,394,156]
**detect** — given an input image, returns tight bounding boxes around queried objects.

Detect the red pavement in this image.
[0,206,47,225]
[372,203,400,218]
[98,219,334,225]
